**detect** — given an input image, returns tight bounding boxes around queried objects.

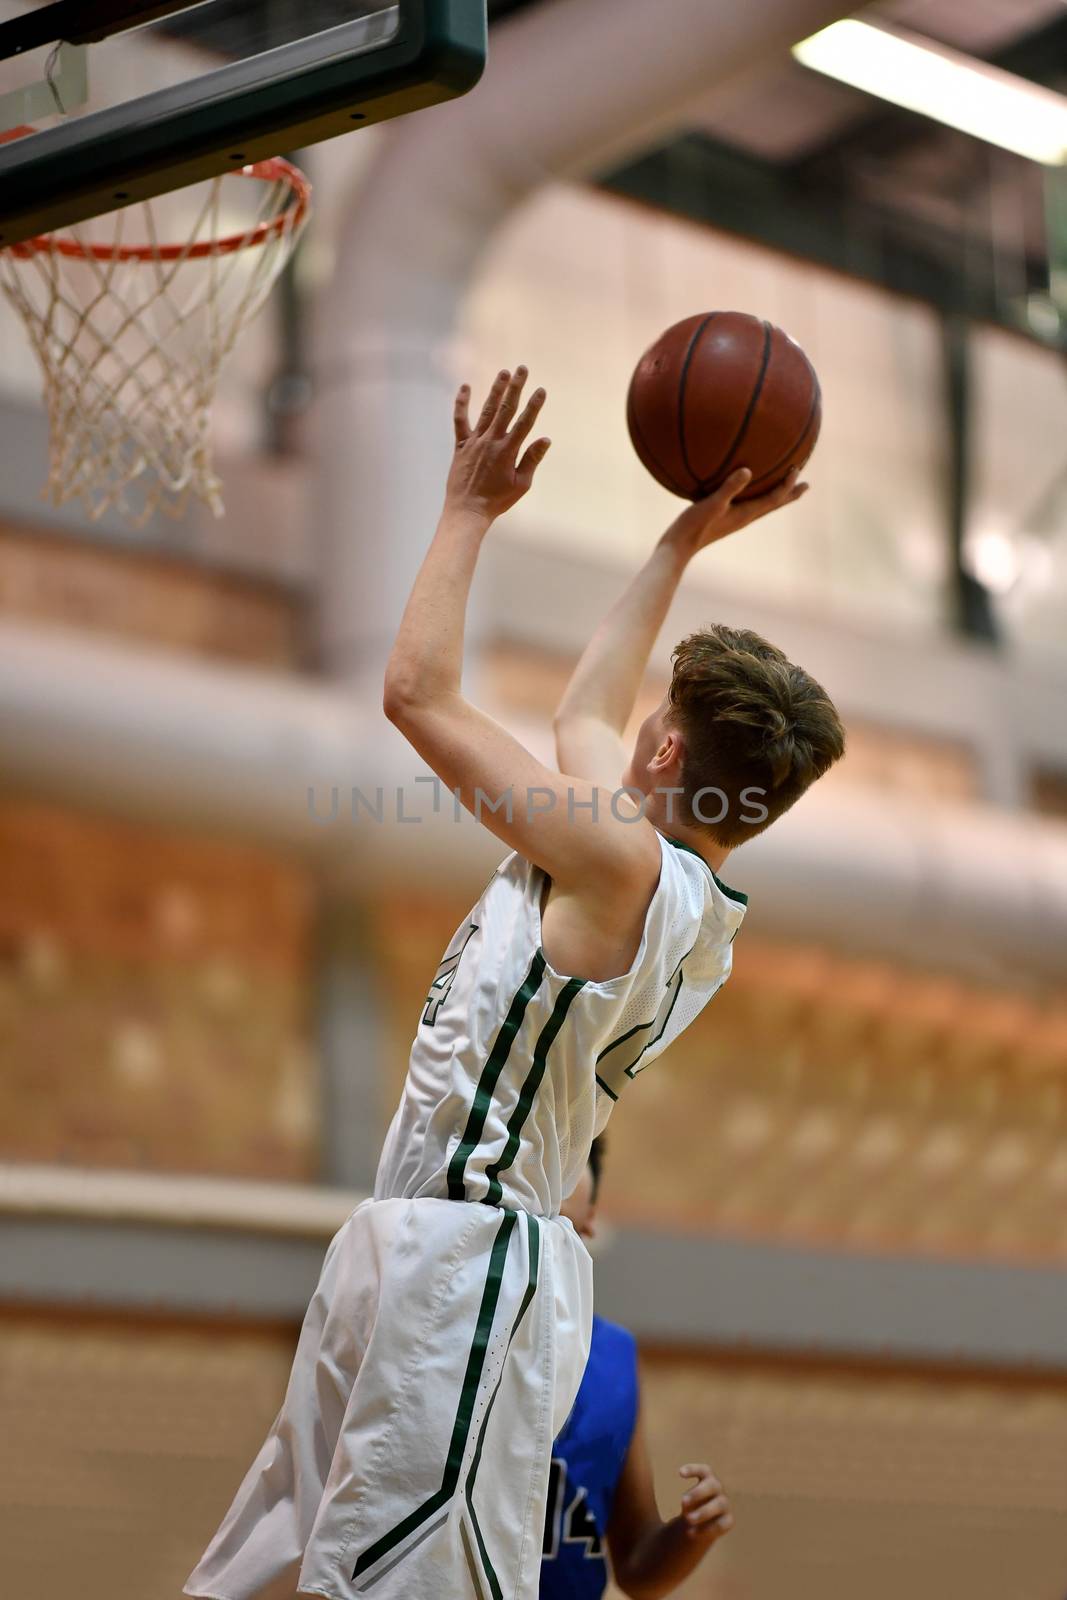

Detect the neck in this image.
[643,793,732,873]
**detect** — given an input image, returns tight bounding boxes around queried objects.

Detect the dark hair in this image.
[588,1135,605,1201]
[666,624,845,848]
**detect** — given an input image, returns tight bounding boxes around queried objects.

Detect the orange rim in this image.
[3,146,311,261]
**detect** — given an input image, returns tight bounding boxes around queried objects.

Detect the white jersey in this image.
[186,829,746,1600]
[375,829,747,1216]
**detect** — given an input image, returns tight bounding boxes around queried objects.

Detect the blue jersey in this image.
[541,1315,639,1600]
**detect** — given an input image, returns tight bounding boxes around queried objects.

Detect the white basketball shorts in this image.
[183,1195,593,1600]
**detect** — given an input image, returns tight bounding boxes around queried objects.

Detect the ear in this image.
[651,727,684,772]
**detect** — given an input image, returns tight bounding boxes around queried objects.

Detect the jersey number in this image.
[422,922,478,1026]
[594,944,694,1098]
[543,1458,604,1561]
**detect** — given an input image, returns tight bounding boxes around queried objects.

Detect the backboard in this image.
[0,0,487,246]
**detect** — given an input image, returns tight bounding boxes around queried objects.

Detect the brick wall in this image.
[376,894,1067,1262]
[2,1309,1064,1600]
[0,799,318,1179]
[607,1347,1067,1600]
[0,517,307,667]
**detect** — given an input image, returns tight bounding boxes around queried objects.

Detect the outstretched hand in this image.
[446,366,552,523]
[664,464,809,557]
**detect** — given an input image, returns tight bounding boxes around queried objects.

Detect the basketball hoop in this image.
[0,143,311,526]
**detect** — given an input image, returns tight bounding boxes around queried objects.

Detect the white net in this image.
[0,159,310,526]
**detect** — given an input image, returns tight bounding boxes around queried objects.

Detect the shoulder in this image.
[660,835,749,929]
[587,1318,641,1445]
[591,1314,639,1370]
[545,804,664,904]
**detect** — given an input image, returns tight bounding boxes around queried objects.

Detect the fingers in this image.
[742,464,808,513]
[714,464,809,509]
[517,435,552,483]
[679,1465,732,1537]
[490,364,530,437]
[686,1493,730,1523]
[714,465,809,534]
[686,1501,734,1538]
[474,364,542,441]
[475,369,512,434]
[510,384,547,451]
[770,465,806,505]
[710,466,753,508]
[453,384,471,445]
[679,1464,721,1499]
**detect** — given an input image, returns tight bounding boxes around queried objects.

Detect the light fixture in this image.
[793,19,1067,167]
[964,527,1020,596]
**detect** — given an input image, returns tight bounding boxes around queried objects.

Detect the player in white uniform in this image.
[185,368,843,1600]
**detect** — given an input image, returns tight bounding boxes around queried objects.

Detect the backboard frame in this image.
[0,0,487,247]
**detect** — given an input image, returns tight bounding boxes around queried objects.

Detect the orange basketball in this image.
[626,311,821,502]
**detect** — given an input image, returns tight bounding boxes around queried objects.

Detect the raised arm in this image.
[553,470,808,787]
[383,367,661,909]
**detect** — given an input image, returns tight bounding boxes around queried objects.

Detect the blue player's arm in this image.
[606,1389,734,1600]
[384,367,661,921]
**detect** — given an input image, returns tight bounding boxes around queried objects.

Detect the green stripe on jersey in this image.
[666,835,749,905]
[353,1209,517,1580]
[483,976,586,1207]
[446,951,546,1202]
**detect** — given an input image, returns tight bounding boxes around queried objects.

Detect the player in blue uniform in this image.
[542,1141,733,1599]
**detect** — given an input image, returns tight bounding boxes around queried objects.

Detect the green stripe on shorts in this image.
[464,1213,542,1599]
[352,1209,518,1581]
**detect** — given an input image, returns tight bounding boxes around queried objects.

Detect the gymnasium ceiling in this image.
[490,0,1067,345]
[169,0,1067,343]
[683,0,1067,160]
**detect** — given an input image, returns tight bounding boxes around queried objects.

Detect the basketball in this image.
[626,311,821,502]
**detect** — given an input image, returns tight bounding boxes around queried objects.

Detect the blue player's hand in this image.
[678,1463,735,1541]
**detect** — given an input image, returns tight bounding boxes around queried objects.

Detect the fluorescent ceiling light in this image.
[793,18,1067,166]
